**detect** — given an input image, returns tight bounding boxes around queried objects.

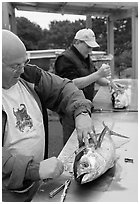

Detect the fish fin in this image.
[111,135,130,149]
[97,124,108,148]
[75,150,84,162]
[103,122,129,139]
[110,130,129,139]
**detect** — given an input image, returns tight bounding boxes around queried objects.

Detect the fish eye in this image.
[81,162,89,168]
[115,99,120,103]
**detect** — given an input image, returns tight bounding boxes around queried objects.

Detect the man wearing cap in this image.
[55,28,112,144]
[55,28,111,101]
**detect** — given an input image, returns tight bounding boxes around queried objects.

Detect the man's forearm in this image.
[96,77,110,86]
[72,72,101,89]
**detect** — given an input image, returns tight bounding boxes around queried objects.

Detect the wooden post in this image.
[131,8,138,79]
[107,16,115,78]
[2,2,17,33]
[86,14,92,29]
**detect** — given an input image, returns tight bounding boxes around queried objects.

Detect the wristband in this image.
[76,111,90,117]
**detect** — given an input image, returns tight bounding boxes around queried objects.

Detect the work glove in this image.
[39,157,64,180]
[97,63,111,78]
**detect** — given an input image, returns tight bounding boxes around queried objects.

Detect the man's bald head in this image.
[2,29,26,64]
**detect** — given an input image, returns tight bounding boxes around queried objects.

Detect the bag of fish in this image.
[111,85,130,109]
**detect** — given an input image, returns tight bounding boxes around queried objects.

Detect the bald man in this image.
[2,30,96,201]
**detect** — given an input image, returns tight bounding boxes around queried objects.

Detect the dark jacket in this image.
[2,64,93,201]
[55,45,97,101]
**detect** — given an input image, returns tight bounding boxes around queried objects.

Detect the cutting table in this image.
[32,79,138,202]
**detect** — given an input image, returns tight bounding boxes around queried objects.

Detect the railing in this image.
[27,49,65,59]
[27,49,114,74]
[27,49,113,61]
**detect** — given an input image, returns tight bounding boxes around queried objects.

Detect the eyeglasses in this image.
[3,59,30,73]
[9,59,30,73]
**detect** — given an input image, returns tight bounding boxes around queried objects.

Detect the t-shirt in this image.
[2,81,45,162]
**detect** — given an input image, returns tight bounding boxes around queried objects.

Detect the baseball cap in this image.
[74,28,99,48]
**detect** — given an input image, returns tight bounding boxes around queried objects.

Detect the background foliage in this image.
[16,16,132,74]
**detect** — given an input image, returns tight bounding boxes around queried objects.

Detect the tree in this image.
[114,18,131,56]
[41,19,86,49]
[16,16,132,72]
[91,17,108,52]
[16,17,44,50]
[114,18,132,73]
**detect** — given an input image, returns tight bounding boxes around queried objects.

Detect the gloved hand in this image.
[97,63,111,78]
[39,157,64,180]
[75,113,97,148]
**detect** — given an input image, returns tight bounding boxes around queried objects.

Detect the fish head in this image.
[73,147,99,184]
[112,90,129,108]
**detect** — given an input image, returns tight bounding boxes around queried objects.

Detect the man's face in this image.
[78,41,93,58]
[2,56,29,89]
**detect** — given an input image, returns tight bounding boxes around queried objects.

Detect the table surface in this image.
[32,79,138,202]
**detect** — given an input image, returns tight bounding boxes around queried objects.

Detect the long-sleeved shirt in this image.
[2,64,93,201]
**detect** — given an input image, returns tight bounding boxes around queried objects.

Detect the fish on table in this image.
[73,122,129,184]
